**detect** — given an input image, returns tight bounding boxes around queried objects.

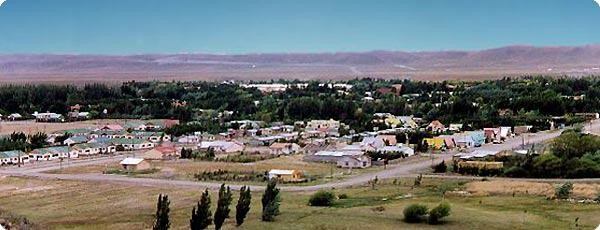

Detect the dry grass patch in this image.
[0,119,133,135]
[466,181,600,199]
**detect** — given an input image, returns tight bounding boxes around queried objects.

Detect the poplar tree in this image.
[261,179,280,221]
[190,189,212,230]
[235,186,252,226]
[153,194,170,230]
[214,184,233,230]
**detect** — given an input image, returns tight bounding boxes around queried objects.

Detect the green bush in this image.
[428,202,451,224]
[555,182,573,199]
[403,204,428,223]
[308,190,336,207]
[338,193,348,199]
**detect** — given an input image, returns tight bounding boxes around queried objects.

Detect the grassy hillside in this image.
[0,176,598,229]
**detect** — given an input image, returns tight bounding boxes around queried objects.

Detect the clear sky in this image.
[0,0,599,54]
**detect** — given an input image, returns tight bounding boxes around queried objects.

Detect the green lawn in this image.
[0,177,598,229]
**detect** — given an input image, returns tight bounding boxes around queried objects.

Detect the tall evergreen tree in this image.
[235,186,252,226]
[190,189,212,230]
[153,194,170,230]
[214,184,233,230]
[261,179,281,222]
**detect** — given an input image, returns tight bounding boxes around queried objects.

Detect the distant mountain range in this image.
[1,45,599,83]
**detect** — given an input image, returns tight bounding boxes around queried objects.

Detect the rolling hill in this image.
[1,45,599,84]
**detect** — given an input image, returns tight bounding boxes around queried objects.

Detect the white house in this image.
[7,113,23,121]
[90,138,154,151]
[360,136,386,151]
[70,143,116,156]
[267,169,305,182]
[269,142,301,155]
[177,135,201,144]
[0,150,29,165]
[29,146,71,161]
[337,155,372,169]
[120,157,151,171]
[64,136,90,146]
[32,112,64,122]
[198,141,244,153]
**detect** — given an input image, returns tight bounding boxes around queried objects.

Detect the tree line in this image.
[153,180,279,230]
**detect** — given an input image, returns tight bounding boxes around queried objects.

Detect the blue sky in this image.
[0,0,599,54]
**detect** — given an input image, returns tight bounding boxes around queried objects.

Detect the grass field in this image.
[0,119,128,135]
[45,155,383,185]
[1,176,599,229]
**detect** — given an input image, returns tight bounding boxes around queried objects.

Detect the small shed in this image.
[120,158,150,171]
[267,169,305,182]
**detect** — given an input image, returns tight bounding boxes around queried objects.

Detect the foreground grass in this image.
[0,176,598,229]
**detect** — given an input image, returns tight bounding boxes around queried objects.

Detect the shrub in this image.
[428,202,451,224]
[555,182,573,199]
[433,161,447,173]
[308,190,336,207]
[338,193,348,199]
[403,204,428,223]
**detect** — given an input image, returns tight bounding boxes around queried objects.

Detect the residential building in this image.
[141,146,180,160]
[29,146,71,161]
[337,155,372,169]
[90,138,154,151]
[269,142,301,155]
[32,112,64,122]
[267,169,305,182]
[64,136,90,146]
[120,158,151,171]
[198,141,244,153]
[448,124,463,132]
[0,150,29,165]
[427,120,446,133]
[70,143,116,156]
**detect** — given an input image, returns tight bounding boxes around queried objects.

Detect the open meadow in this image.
[44,155,386,185]
[0,119,129,135]
[1,176,599,229]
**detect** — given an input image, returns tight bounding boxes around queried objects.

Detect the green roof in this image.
[72,142,109,150]
[107,138,150,145]
[0,150,25,159]
[31,146,69,155]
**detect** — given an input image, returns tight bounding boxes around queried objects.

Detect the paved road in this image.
[2,120,599,191]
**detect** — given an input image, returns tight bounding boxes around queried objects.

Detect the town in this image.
[2,1,600,228]
[0,78,599,229]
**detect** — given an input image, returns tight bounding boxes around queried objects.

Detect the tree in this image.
[235,186,252,226]
[190,189,212,230]
[214,184,233,230]
[28,132,48,149]
[153,194,170,230]
[308,190,336,207]
[261,179,281,221]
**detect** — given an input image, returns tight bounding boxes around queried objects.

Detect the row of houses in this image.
[422,125,533,150]
[304,135,415,169]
